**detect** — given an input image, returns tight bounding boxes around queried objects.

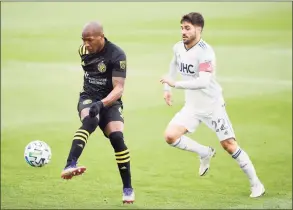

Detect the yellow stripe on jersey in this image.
[82,45,86,55]
[78,45,89,56]
[78,45,84,57]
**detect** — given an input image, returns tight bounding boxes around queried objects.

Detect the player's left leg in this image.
[165,105,216,176]
[205,104,265,198]
[100,105,134,204]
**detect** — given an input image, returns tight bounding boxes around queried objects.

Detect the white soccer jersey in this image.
[167,39,224,115]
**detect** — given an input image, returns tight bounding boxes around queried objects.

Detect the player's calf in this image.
[165,124,214,176]
[221,138,265,197]
[220,138,238,154]
[109,131,132,190]
[165,125,211,157]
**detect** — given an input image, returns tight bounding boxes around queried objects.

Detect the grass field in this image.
[1,2,292,209]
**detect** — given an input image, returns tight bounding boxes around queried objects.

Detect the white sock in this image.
[232,147,260,186]
[170,135,210,157]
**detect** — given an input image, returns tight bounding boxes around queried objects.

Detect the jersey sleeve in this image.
[164,44,178,91]
[198,48,215,73]
[78,45,88,57]
[112,51,127,78]
[168,44,178,78]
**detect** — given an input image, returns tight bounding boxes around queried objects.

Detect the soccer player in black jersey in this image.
[61,21,134,204]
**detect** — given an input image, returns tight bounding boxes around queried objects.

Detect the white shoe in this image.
[122,188,135,204]
[250,182,265,198]
[199,147,216,176]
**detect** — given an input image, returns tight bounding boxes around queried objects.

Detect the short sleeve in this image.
[112,52,126,78]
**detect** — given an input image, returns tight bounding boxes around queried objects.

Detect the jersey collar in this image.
[184,38,203,51]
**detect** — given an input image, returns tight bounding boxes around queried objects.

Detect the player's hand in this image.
[89,101,104,118]
[160,77,175,88]
[164,91,173,106]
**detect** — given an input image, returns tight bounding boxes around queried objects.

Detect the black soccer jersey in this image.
[78,38,126,104]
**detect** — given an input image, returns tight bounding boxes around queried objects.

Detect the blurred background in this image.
[1,2,292,209]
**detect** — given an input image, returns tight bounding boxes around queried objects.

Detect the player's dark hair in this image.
[181,12,204,29]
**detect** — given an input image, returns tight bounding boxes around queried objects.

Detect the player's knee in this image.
[164,131,178,144]
[221,138,238,154]
[80,108,90,121]
[109,131,127,152]
[82,116,99,134]
[164,124,187,144]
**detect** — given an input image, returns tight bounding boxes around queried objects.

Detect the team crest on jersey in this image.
[97,62,106,73]
[119,60,126,70]
[82,99,92,105]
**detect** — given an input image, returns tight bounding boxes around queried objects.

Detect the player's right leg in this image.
[61,94,99,180]
[164,106,215,176]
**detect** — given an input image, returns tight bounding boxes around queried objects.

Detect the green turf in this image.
[1,2,292,209]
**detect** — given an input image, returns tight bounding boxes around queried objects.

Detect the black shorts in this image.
[77,93,124,134]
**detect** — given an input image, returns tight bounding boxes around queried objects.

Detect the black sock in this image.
[65,129,89,167]
[65,116,99,168]
[109,132,132,189]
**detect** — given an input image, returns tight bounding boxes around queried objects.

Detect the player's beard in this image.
[182,38,191,44]
[183,34,197,45]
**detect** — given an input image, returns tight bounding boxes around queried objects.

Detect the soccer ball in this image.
[24,140,52,167]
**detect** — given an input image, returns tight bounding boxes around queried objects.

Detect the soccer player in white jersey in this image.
[160,12,265,198]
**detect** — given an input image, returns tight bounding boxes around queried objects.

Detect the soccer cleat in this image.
[61,161,86,180]
[122,188,135,204]
[250,182,265,198]
[199,147,216,176]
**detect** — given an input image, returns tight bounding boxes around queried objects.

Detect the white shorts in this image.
[169,104,236,141]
